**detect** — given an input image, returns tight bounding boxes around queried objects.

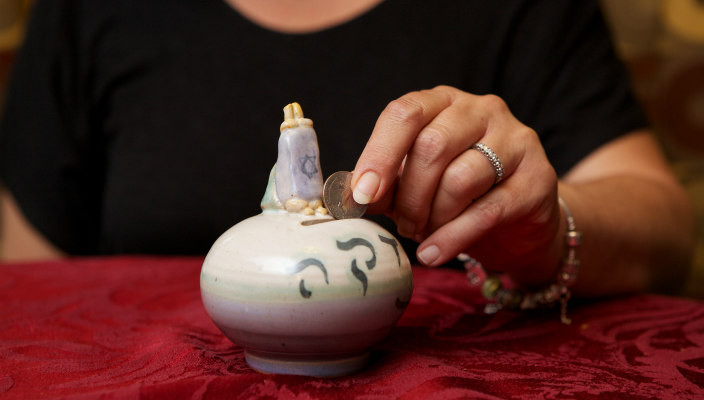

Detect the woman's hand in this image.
[352,85,563,286]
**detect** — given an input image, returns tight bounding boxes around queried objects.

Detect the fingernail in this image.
[417,245,440,266]
[352,172,380,205]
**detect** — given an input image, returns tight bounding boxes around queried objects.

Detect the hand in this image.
[352,86,562,286]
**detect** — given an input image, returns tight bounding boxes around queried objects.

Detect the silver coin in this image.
[323,171,368,219]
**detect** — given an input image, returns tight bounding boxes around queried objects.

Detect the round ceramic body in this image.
[200,211,413,377]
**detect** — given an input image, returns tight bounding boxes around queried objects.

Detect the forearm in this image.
[558,175,695,297]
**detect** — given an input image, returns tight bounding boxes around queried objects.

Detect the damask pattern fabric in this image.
[1,257,703,399]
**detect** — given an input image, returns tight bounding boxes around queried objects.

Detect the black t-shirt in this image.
[0,0,647,256]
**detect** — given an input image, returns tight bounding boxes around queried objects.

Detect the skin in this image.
[224,0,384,34]
[1,1,695,298]
[351,86,695,296]
[0,190,64,260]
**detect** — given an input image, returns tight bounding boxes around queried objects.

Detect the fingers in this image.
[354,86,559,276]
[423,146,496,233]
[391,97,493,238]
[417,188,507,268]
[425,128,532,235]
[351,86,457,205]
[417,143,559,272]
[387,91,527,240]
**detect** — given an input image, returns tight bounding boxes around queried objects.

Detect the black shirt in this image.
[0,0,647,255]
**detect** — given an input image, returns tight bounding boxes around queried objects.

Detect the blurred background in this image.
[0,0,29,110]
[600,0,704,297]
[0,0,702,296]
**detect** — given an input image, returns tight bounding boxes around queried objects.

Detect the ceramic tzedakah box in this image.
[200,103,413,377]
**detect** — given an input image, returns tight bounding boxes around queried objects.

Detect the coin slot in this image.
[301,218,336,226]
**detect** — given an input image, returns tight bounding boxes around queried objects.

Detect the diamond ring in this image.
[471,142,504,184]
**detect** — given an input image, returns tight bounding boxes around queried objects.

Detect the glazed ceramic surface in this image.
[200,103,413,377]
[201,212,412,376]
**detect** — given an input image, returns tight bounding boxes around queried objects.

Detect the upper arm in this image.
[0,189,65,261]
[0,0,102,255]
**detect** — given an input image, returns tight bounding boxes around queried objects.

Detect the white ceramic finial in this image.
[275,102,326,215]
[280,102,313,132]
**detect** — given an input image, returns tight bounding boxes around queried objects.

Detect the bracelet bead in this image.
[460,196,581,325]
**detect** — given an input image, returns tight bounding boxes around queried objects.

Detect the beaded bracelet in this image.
[460,196,582,325]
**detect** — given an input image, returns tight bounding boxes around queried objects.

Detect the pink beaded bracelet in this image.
[460,196,582,325]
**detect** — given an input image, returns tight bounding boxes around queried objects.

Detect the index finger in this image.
[351,86,458,206]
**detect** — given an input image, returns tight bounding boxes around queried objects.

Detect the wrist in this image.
[508,194,566,288]
[465,195,582,324]
[557,196,581,287]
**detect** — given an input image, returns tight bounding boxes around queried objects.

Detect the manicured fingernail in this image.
[352,172,380,205]
[417,245,440,266]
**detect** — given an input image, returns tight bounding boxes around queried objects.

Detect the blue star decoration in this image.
[299,154,318,179]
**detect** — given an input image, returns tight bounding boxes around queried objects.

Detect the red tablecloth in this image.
[1,257,703,399]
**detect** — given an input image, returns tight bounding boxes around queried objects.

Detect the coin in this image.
[323,171,368,219]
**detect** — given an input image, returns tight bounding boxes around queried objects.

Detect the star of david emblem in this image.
[299,154,318,179]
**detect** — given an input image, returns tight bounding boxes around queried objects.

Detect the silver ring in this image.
[471,142,504,184]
